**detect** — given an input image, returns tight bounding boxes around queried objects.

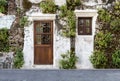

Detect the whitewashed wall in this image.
[75,10,98,69]
[23,12,70,69]
[0,15,15,29]
[55,0,66,6]
[23,0,99,69]
[28,0,66,6]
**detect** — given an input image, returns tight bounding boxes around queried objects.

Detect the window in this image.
[78,17,92,35]
[34,21,53,45]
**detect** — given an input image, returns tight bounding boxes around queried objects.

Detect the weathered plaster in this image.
[28,0,42,3]
[75,10,98,69]
[55,0,66,6]
[23,12,70,69]
[0,15,15,29]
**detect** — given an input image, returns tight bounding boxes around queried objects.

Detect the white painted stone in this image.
[0,15,15,29]
[55,0,66,6]
[75,10,98,69]
[28,0,42,3]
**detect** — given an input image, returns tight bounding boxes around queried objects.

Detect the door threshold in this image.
[32,65,57,69]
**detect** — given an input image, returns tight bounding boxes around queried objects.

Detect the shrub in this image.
[90,2,120,68]
[66,0,81,10]
[0,0,7,13]
[59,5,68,18]
[90,50,107,68]
[95,31,112,50]
[40,0,57,14]
[13,48,24,69]
[20,16,28,27]
[112,49,120,68]
[0,28,9,52]
[59,51,78,69]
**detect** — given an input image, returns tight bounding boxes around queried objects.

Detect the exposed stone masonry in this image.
[0,52,14,69]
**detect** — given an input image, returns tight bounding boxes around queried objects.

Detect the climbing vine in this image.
[0,28,9,52]
[40,0,57,14]
[58,0,81,69]
[0,0,7,13]
[13,48,24,69]
[90,2,120,68]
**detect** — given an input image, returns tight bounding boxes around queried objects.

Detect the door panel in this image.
[34,21,53,64]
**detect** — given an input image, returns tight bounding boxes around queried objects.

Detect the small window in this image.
[78,17,92,35]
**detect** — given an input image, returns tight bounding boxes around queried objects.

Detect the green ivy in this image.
[13,48,24,69]
[95,31,112,50]
[0,28,9,52]
[90,2,120,68]
[0,0,7,13]
[90,50,107,68]
[112,49,120,68]
[59,50,78,69]
[66,0,81,10]
[20,16,28,27]
[59,5,68,18]
[62,10,76,37]
[40,0,57,14]
[98,9,111,23]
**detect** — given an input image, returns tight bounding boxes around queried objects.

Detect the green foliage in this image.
[0,0,7,13]
[13,48,24,69]
[0,28,9,52]
[95,31,112,50]
[60,9,76,37]
[98,9,111,23]
[40,0,57,14]
[59,51,78,69]
[22,0,32,11]
[20,16,28,27]
[90,50,107,68]
[59,5,68,18]
[66,0,81,10]
[110,18,120,32]
[112,49,120,68]
[90,2,120,68]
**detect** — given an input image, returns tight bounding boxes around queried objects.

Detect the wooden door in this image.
[34,20,53,64]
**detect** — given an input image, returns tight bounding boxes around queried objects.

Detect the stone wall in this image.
[0,52,14,69]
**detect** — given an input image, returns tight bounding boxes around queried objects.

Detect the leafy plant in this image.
[20,16,28,27]
[13,48,24,69]
[66,0,81,10]
[0,28,9,52]
[40,0,57,14]
[95,31,112,50]
[112,49,120,68]
[59,51,78,69]
[90,50,107,68]
[59,5,68,18]
[90,2,120,68]
[61,9,76,37]
[0,0,7,13]
[98,8,111,23]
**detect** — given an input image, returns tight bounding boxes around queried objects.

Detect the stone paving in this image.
[0,69,120,81]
